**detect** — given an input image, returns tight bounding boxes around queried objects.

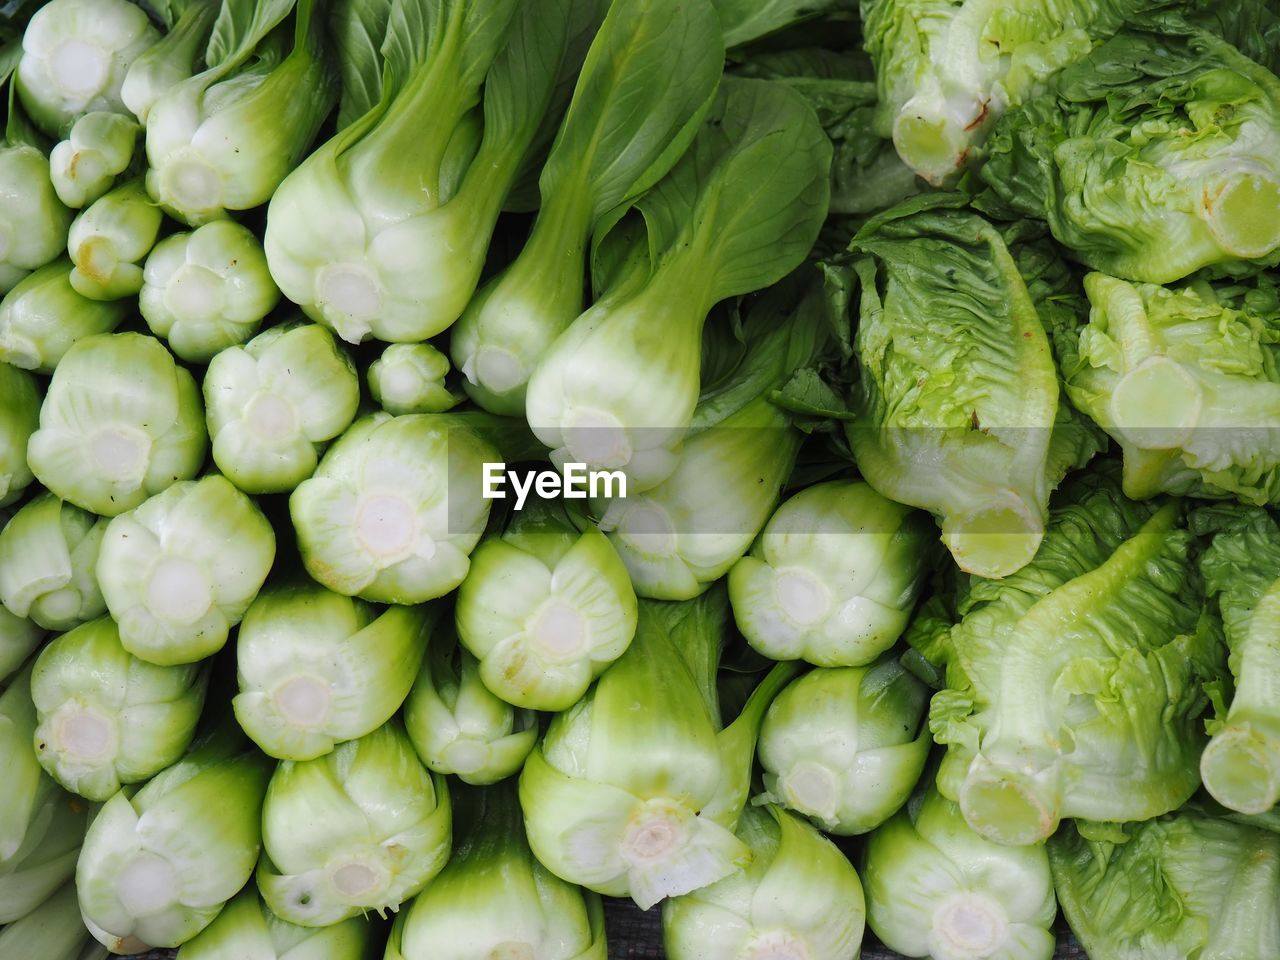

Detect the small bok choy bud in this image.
[455,497,637,712]
[864,787,1056,960]
[290,412,524,603]
[233,583,431,761]
[76,723,273,952]
[0,258,126,372]
[25,332,207,517]
[387,780,607,960]
[757,659,931,835]
[14,0,158,136]
[48,111,138,208]
[729,480,931,667]
[520,590,798,909]
[0,880,109,960]
[404,628,537,785]
[140,220,281,362]
[96,474,276,666]
[368,343,460,415]
[144,0,336,225]
[257,720,452,927]
[0,362,40,506]
[663,803,866,960]
[266,0,596,343]
[30,617,207,801]
[178,886,378,960]
[1192,506,1280,814]
[66,179,164,300]
[526,76,831,493]
[203,321,359,494]
[0,491,108,631]
[451,0,724,415]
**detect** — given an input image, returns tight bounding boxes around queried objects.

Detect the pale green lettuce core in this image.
[1057,272,1280,504]
[0,492,108,630]
[598,397,800,602]
[842,195,1084,579]
[1049,813,1280,960]
[257,720,452,927]
[289,412,504,603]
[140,220,282,362]
[911,469,1222,846]
[520,592,794,909]
[0,880,106,960]
[0,361,41,506]
[26,332,207,517]
[234,582,431,761]
[96,474,276,666]
[66,179,164,300]
[368,342,460,415]
[526,76,832,493]
[404,631,538,785]
[15,0,158,136]
[387,781,606,960]
[451,0,725,415]
[0,144,73,294]
[980,28,1280,283]
[757,659,930,835]
[860,0,1142,185]
[455,498,638,712]
[76,727,272,952]
[865,787,1056,960]
[29,617,207,801]
[0,258,125,372]
[729,480,930,667]
[662,803,866,960]
[204,321,359,494]
[178,885,377,960]
[144,0,336,226]
[1193,507,1280,814]
[265,0,592,344]
[49,111,138,208]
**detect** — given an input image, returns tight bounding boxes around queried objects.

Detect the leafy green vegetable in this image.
[203,321,360,494]
[865,786,1056,960]
[140,220,281,362]
[30,617,207,801]
[234,582,430,761]
[96,474,276,666]
[911,469,1224,845]
[0,361,40,507]
[257,719,452,926]
[663,803,865,960]
[0,491,107,631]
[1049,812,1280,960]
[48,110,138,208]
[451,0,724,415]
[178,885,378,960]
[386,781,607,960]
[0,785,88,925]
[1192,505,1280,814]
[978,28,1280,283]
[368,342,460,415]
[0,880,107,960]
[526,75,831,493]
[66,178,164,300]
[1054,271,1280,504]
[455,497,638,712]
[729,479,931,667]
[0,258,126,371]
[842,195,1094,578]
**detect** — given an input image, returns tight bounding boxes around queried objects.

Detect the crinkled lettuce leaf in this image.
[978,28,1280,283]
[1049,812,1280,960]
[910,466,1225,845]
